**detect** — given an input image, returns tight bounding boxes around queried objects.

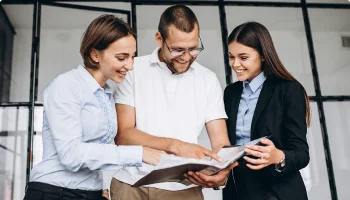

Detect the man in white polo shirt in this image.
[111,5,236,200]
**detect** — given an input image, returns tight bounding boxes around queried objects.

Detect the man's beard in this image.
[166,59,194,75]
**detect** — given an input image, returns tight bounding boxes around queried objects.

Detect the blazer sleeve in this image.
[223,84,234,136]
[223,85,232,117]
[272,81,310,177]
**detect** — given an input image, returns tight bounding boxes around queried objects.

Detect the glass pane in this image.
[225,6,315,96]
[309,9,350,95]
[324,102,350,200]
[0,107,28,200]
[33,106,44,166]
[300,102,332,199]
[1,5,33,102]
[37,5,129,102]
[136,5,226,199]
[307,0,349,3]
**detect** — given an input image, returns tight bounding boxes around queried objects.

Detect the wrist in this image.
[168,139,181,154]
[274,150,285,165]
[213,176,229,190]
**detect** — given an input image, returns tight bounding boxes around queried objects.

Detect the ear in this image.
[90,48,99,63]
[155,32,163,48]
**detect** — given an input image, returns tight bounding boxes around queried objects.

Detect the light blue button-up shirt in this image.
[30,65,142,190]
[235,72,266,145]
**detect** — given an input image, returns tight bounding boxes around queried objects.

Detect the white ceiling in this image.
[2,3,350,32]
[2,5,33,29]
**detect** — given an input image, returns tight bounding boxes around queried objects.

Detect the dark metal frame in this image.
[1,1,350,199]
[0,0,132,185]
[27,0,40,184]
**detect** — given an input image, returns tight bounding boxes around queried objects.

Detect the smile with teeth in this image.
[117,71,127,75]
[235,69,246,74]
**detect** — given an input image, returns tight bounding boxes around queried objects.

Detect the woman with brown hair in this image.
[23,15,164,200]
[222,21,310,200]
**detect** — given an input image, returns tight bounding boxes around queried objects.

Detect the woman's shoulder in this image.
[225,81,242,91]
[224,81,242,100]
[45,69,82,95]
[268,76,303,89]
[268,77,305,98]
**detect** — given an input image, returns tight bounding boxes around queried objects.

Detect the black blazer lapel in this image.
[251,77,275,139]
[229,83,243,144]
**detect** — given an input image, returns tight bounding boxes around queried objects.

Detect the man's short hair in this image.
[158,5,199,40]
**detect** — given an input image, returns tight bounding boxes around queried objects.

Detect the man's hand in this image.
[171,140,222,162]
[142,147,167,166]
[102,189,110,200]
[184,161,238,188]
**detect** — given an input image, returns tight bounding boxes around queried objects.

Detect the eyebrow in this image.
[228,52,250,56]
[170,44,198,49]
[115,53,131,56]
[114,52,136,56]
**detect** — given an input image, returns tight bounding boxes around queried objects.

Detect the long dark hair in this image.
[228,21,310,126]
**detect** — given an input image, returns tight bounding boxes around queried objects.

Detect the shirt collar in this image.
[243,71,266,93]
[77,65,112,94]
[149,47,196,71]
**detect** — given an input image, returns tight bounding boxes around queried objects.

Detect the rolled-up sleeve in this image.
[44,75,142,172]
[205,75,228,123]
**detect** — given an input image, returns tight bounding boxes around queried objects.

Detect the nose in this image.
[180,50,192,61]
[232,58,241,68]
[124,57,134,70]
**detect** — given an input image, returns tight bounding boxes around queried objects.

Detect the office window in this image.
[308,8,350,95]
[1,5,33,102]
[324,102,350,200]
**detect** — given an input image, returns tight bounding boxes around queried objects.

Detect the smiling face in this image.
[228,41,264,82]
[156,25,199,74]
[90,34,136,85]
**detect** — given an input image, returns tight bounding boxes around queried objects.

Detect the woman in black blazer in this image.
[222,22,310,200]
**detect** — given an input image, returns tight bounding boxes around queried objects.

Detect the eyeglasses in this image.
[163,36,204,57]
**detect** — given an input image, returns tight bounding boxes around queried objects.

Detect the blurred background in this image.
[0,0,349,199]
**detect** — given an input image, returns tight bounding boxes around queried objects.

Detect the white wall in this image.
[9,29,32,102]
[312,32,350,95]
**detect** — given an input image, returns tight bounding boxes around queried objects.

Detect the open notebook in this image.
[133,136,268,187]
